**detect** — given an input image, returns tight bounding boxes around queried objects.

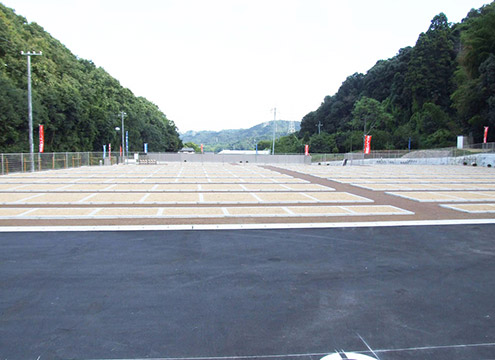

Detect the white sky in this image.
[2,0,490,132]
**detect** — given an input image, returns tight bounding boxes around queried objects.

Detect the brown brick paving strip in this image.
[0,164,494,227]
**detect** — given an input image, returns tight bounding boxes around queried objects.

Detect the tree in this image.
[405,13,457,112]
[309,132,337,153]
[275,134,304,153]
[184,142,201,152]
[0,3,183,153]
[351,97,394,135]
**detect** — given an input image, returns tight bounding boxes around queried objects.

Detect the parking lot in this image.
[0,162,494,226]
[1,162,495,360]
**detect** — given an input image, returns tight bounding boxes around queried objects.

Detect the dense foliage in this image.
[298,3,495,153]
[0,3,182,153]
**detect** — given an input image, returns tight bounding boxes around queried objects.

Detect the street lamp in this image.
[117,111,126,164]
[21,51,42,172]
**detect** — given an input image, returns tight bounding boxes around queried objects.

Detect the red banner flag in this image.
[304,144,309,156]
[201,144,204,154]
[484,126,489,144]
[364,135,372,154]
[39,125,44,153]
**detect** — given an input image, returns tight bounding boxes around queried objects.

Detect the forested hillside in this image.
[0,3,182,153]
[291,3,495,153]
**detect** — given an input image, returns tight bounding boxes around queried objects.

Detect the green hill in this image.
[296,3,495,153]
[0,3,182,153]
[181,120,300,152]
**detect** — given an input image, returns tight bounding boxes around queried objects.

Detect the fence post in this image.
[21,153,24,173]
[1,153,3,175]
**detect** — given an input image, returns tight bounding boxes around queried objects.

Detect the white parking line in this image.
[1,219,495,232]
[71,341,495,360]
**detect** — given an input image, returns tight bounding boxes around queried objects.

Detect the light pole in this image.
[21,51,42,172]
[115,126,121,163]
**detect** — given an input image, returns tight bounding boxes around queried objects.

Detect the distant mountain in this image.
[180,120,300,152]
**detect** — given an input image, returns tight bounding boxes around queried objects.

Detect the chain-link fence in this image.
[2,143,494,174]
[311,142,495,165]
[0,152,122,175]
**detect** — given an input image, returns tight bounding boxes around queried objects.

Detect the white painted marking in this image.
[67,341,495,360]
[250,192,263,202]
[12,193,45,203]
[300,192,319,201]
[1,219,495,232]
[139,193,152,203]
[321,353,375,360]
[78,193,98,203]
[88,208,102,216]
[282,207,295,215]
[17,208,39,216]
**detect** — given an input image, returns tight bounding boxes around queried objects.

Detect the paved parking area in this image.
[1,226,494,359]
[0,205,412,219]
[0,163,495,225]
[2,164,495,360]
[278,164,495,220]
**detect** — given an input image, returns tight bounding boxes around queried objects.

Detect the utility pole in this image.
[272,108,276,155]
[21,51,42,172]
[316,121,322,135]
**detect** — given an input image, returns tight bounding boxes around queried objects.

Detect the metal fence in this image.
[0,152,118,175]
[0,151,310,175]
[312,142,495,164]
[1,142,494,175]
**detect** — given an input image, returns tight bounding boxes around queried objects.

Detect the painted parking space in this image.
[1,163,495,224]
[387,191,495,202]
[0,205,412,219]
[353,183,495,191]
[440,203,495,213]
[0,191,372,205]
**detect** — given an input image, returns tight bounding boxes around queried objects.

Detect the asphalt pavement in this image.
[1,225,495,360]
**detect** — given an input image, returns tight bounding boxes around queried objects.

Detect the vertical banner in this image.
[39,124,44,153]
[120,145,122,157]
[304,144,309,156]
[109,143,111,159]
[364,135,372,154]
[144,143,148,154]
[125,131,129,155]
[103,145,106,159]
[484,126,489,144]
[201,144,204,154]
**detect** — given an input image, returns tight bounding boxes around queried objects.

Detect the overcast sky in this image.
[3,0,490,132]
